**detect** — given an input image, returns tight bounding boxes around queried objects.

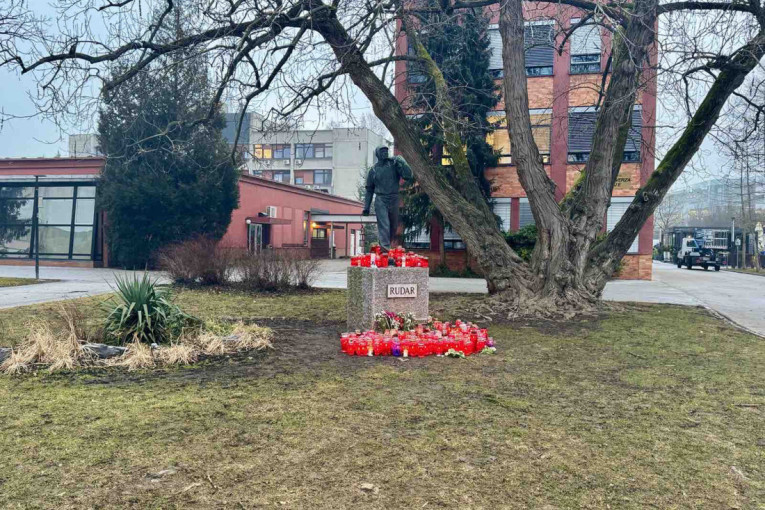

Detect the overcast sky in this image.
[0,0,724,190]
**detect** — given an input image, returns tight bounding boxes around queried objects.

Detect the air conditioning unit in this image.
[283,160,290,166]
[266,206,277,218]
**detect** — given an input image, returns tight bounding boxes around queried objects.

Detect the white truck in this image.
[676,238,721,271]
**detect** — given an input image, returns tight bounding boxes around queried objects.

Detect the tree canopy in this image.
[402,6,499,260]
[97,6,239,267]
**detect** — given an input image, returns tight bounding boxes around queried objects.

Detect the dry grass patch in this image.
[108,322,273,371]
[1,302,273,374]
[1,318,86,374]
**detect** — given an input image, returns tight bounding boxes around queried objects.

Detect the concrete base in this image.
[347,266,429,331]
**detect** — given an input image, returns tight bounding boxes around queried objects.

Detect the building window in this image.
[567,107,642,163]
[273,144,291,159]
[488,22,554,77]
[524,22,555,76]
[272,171,291,183]
[443,226,465,250]
[487,113,512,165]
[303,212,310,245]
[407,41,427,84]
[569,19,602,74]
[295,143,333,160]
[253,144,272,159]
[0,183,97,260]
[519,198,535,228]
[404,227,430,249]
[530,111,551,163]
[492,198,512,232]
[253,144,288,159]
[254,144,290,160]
[607,197,639,253]
[312,227,327,239]
[487,110,551,165]
[313,169,332,185]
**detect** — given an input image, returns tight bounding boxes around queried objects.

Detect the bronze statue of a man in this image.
[362,146,412,251]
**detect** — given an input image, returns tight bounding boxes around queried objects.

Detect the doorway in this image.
[248,223,271,252]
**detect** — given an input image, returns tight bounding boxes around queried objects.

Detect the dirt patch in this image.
[41,313,514,388]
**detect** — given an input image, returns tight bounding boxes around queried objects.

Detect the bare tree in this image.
[655,192,685,238]
[710,75,765,268]
[2,0,765,316]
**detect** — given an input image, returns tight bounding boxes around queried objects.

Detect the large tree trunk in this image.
[311,2,535,300]
[311,0,764,317]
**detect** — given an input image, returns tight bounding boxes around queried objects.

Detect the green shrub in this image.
[430,263,481,278]
[505,225,537,261]
[104,273,199,344]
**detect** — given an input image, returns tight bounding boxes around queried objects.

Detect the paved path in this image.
[314,260,764,336]
[0,266,166,309]
[313,259,490,294]
[640,262,765,337]
[0,260,762,336]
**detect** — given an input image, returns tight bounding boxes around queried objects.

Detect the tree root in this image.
[455,290,603,323]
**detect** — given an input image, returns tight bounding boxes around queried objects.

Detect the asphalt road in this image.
[646,262,765,337]
[0,260,761,336]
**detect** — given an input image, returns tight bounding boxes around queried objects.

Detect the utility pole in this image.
[731,217,735,268]
[32,175,40,280]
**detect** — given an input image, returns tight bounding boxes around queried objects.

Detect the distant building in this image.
[222,112,254,163]
[668,177,765,222]
[221,115,390,201]
[68,134,101,157]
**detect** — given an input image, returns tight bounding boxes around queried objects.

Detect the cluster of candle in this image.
[350,246,429,268]
[340,320,494,357]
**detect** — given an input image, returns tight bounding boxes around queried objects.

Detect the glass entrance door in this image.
[248,223,263,253]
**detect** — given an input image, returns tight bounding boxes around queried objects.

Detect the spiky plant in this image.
[104,273,198,344]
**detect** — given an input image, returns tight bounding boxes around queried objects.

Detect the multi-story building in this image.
[222,113,390,201]
[394,6,656,280]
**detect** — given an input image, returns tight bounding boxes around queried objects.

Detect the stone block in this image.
[347,266,429,331]
[82,343,127,359]
[0,347,10,364]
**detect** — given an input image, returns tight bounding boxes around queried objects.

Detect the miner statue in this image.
[362,146,413,252]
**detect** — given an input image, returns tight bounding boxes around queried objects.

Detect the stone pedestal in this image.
[347,266,429,331]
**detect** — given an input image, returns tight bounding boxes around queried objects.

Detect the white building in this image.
[68,134,101,157]
[223,114,390,201]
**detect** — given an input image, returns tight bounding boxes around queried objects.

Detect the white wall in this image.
[243,126,390,201]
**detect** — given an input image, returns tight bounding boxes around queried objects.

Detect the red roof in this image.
[0,157,105,176]
[239,173,363,207]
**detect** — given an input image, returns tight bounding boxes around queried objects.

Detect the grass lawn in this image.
[0,288,763,508]
[0,276,44,288]
[726,267,765,277]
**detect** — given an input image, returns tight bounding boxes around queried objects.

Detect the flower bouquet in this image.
[374,310,416,332]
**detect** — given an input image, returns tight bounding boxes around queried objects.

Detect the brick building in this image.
[0,158,362,267]
[394,4,656,280]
